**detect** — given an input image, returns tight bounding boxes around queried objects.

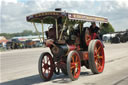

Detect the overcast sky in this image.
[0,0,128,33]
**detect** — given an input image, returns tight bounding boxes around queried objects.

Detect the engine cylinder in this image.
[51,44,77,57]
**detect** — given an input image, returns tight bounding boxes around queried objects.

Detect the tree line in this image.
[0,30,41,39]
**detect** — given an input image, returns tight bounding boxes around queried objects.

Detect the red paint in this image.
[70,52,81,79]
[91,33,98,39]
[85,34,91,46]
[82,52,88,60]
[94,40,105,72]
[68,45,80,51]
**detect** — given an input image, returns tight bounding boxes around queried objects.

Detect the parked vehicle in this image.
[25,40,36,48]
[110,31,128,43]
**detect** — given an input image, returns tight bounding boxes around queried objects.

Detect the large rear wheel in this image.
[38,52,54,81]
[88,40,105,74]
[67,51,81,81]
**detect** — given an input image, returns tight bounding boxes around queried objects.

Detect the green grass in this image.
[0,47,7,52]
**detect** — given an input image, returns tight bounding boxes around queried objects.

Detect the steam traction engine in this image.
[26,9,108,81]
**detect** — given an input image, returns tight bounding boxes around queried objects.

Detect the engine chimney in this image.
[55,8,62,11]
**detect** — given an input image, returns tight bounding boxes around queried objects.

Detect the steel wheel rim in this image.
[70,53,81,79]
[94,41,105,72]
[41,54,53,79]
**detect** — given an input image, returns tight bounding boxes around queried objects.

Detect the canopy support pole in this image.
[55,19,58,40]
[33,22,43,43]
[41,20,44,42]
[59,18,67,41]
[80,23,82,34]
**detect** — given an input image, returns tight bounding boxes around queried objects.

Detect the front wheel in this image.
[88,40,105,74]
[38,52,54,81]
[67,51,81,81]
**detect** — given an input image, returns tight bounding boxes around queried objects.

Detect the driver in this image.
[90,22,100,34]
[90,22,104,47]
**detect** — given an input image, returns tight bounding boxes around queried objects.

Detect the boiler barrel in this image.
[51,44,77,57]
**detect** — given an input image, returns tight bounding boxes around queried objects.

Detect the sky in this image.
[0,0,128,33]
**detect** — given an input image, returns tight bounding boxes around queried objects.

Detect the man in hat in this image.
[90,22,100,34]
[90,22,104,47]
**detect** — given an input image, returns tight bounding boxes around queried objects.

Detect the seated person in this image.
[90,22,104,47]
[45,24,61,40]
[45,25,56,40]
[90,22,100,39]
[90,22,100,34]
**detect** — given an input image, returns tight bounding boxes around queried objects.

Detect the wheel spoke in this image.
[98,56,103,59]
[94,56,98,62]
[43,69,46,74]
[47,67,50,71]
[95,59,99,68]
[47,57,49,63]
[72,56,74,63]
[97,58,103,69]
[74,71,77,76]
[97,46,101,54]
[98,59,102,65]
[94,54,97,58]
[95,45,102,59]
[75,56,78,62]
[71,65,75,69]
[98,65,102,70]
[48,68,51,73]
[42,65,44,68]
[94,48,98,56]
[71,63,75,69]
[42,59,45,64]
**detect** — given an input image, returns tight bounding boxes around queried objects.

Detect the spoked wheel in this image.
[38,52,54,81]
[88,40,105,74]
[67,51,81,81]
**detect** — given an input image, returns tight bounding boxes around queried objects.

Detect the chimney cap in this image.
[55,8,62,11]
